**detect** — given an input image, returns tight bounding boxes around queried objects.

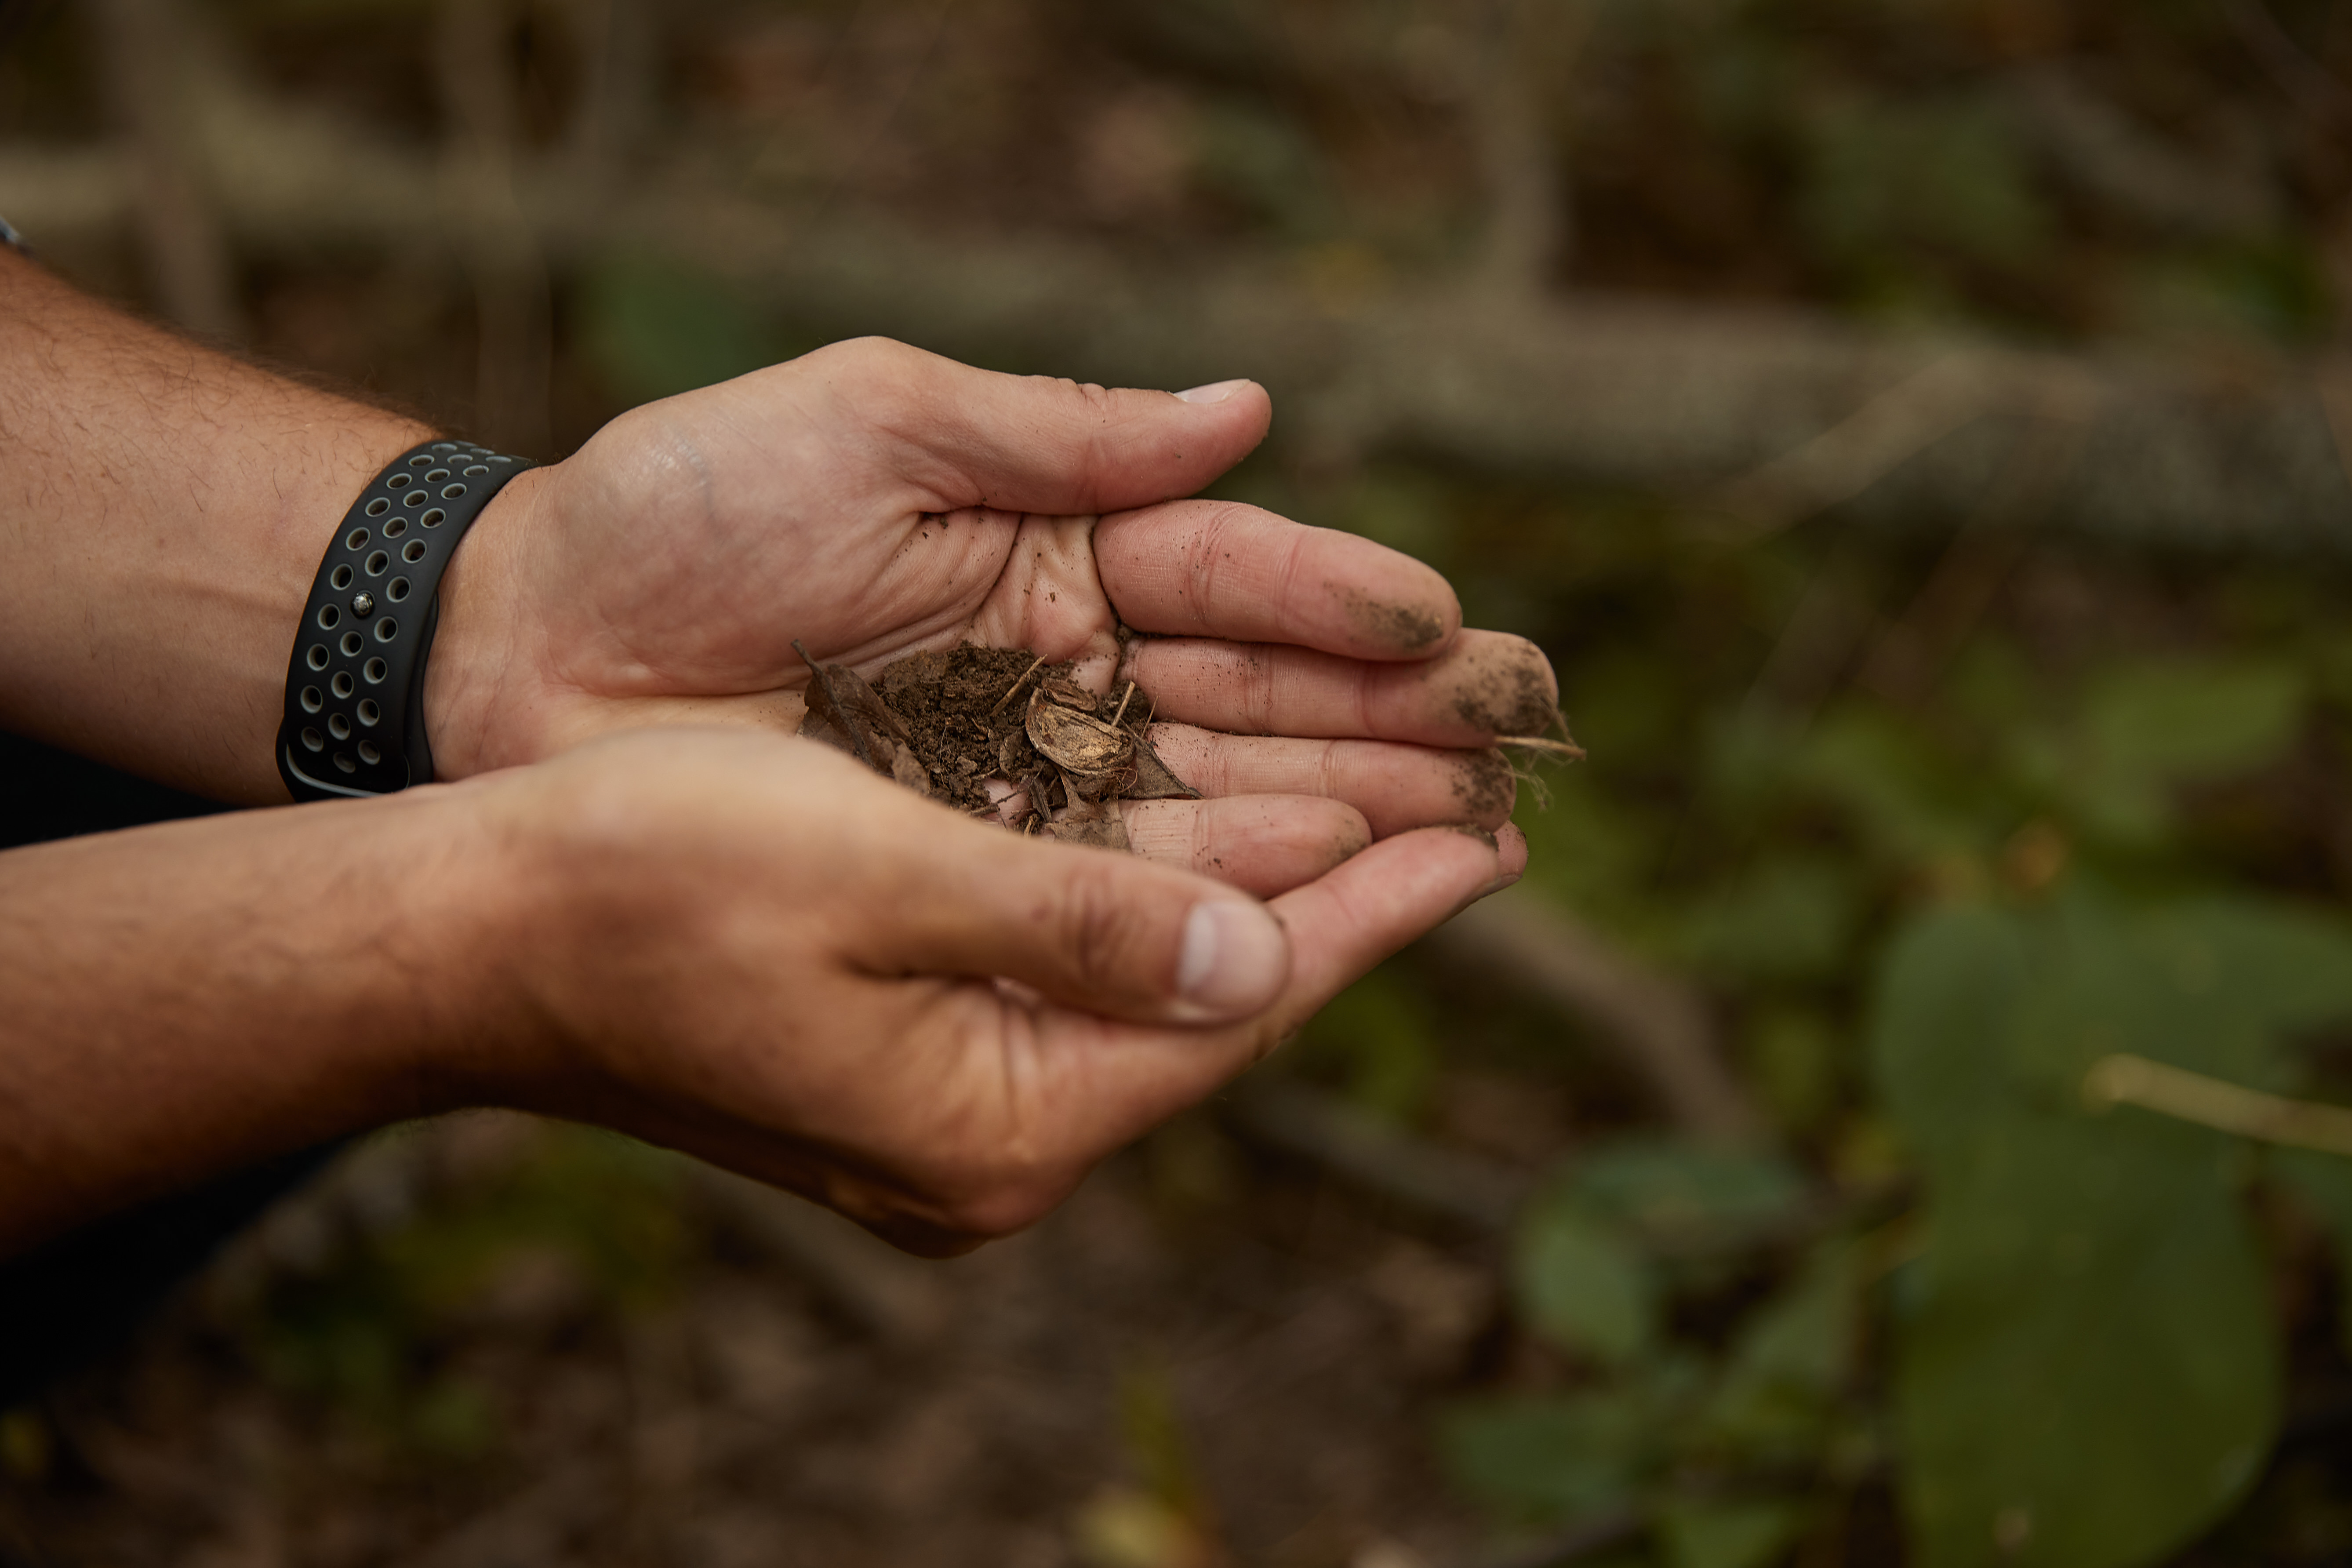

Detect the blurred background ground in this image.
[12,1,2352,1565]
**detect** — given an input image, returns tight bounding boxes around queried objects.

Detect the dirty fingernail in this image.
[1174,379,1249,404]
[1175,898,1287,1018]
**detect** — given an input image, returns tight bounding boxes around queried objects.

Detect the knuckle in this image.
[1243,649,1278,735]
[940,1172,1070,1242]
[1055,863,1160,1000]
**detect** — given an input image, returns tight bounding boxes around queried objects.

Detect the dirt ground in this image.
[0,1086,1556,1568]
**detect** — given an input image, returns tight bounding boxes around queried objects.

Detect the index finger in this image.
[1094,501,1462,662]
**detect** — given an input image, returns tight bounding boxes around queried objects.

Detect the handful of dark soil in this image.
[794,641,1198,851]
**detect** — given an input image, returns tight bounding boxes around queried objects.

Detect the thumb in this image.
[871,820,1294,1026]
[824,338,1273,517]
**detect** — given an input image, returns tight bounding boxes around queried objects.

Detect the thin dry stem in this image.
[2084,1052,2352,1157]
[988,655,1046,716]
[1497,735,1588,760]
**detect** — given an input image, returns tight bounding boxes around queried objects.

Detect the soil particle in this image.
[798,642,1198,839]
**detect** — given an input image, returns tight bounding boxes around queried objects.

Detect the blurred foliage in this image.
[235,1124,687,1461]
[578,255,801,405]
[19,0,2352,1559]
[1876,895,2352,1568]
[1328,455,2352,1565]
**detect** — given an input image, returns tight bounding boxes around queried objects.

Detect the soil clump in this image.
[795,641,1198,851]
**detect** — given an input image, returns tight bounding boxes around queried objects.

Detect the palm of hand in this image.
[436,339,1555,880]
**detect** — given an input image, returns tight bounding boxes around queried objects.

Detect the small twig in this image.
[1430,890,1766,1146]
[2084,1053,2352,1157]
[1495,734,1586,760]
[988,655,1046,716]
[1110,680,1137,727]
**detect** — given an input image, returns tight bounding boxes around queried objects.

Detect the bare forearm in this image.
[0,791,526,1253]
[0,251,430,802]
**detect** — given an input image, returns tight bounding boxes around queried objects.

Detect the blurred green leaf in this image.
[1515,1195,1657,1367]
[2056,658,2307,843]
[580,255,788,404]
[1871,894,2352,1568]
[1656,1497,1804,1568]
[1744,1007,1842,1136]
[1701,1237,1859,1459]
[1795,708,2002,870]
[1890,1112,2273,1568]
[1680,854,1858,983]
[1572,1139,1809,1256]
[1438,1392,1657,1528]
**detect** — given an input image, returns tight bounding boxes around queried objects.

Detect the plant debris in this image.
[794,642,1199,850]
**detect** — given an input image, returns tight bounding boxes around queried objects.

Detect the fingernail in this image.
[1476,868,1523,900]
[1174,378,1249,404]
[1175,898,1288,1019]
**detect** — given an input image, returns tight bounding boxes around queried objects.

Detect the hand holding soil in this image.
[424,336,1556,899]
[459,728,1522,1255]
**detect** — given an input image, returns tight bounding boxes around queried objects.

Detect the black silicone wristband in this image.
[276,439,532,801]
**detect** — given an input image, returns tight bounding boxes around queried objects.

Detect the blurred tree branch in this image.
[82,0,243,340]
[1429,892,1765,1147]
[1466,0,1581,294]
[9,28,2352,552]
[434,0,553,457]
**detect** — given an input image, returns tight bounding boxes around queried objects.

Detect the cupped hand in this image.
[465,728,1526,1254]
[427,338,1556,891]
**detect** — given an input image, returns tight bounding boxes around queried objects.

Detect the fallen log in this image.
[5,47,2351,556]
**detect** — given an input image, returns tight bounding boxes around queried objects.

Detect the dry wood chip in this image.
[792,640,1197,851]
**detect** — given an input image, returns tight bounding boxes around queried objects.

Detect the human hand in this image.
[427,338,1557,892]
[459,727,1524,1253]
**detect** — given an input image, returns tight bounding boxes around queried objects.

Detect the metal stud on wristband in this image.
[276,440,532,801]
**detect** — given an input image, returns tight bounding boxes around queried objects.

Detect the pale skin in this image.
[0,249,1555,1257]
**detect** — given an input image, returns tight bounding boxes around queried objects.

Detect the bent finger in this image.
[816,340,1275,518]
[1119,794,1370,897]
[887,824,1517,1242]
[1123,630,1560,747]
[1094,502,1461,661]
[873,817,1293,1028]
[1144,724,1518,837]
[1004,826,1508,1162]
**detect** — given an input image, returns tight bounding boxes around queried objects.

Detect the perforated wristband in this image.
[276,439,532,801]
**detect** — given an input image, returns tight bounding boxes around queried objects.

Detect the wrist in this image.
[419,462,559,780]
[389,775,564,1112]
